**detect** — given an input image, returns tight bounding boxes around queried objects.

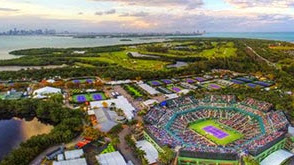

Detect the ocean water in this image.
[0,32,293,59]
[0,36,167,59]
[202,32,294,42]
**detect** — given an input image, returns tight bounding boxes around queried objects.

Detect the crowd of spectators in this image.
[241,98,273,112]
[144,95,289,156]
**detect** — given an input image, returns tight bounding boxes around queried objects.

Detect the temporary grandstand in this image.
[143,95,291,165]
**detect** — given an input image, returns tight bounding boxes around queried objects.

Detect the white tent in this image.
[136,140,158,164]
[96,151,127,165]
[33,86,61,97]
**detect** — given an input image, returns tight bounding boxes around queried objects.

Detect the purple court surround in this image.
[151,81,161,86]
[203,125,228,139]
[172,87,181,92]
[210,84,221,89]
[162,79,172,84]
[195,77,205,82]
[86,79,93,83]
[73,80,80,83]
[187,78,195,83]
[92,93,103,101]
[77,95,86,102]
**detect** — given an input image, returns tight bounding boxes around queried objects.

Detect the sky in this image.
[0,0,294,33]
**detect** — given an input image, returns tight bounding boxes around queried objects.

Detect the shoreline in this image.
[0,65,67,72]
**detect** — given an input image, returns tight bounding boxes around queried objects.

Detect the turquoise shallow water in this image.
[0,32,293,59]
[202,32,294,42]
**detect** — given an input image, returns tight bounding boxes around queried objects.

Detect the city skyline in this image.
[0,0,294,33]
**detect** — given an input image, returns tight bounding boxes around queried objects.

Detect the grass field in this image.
[101,143,115,154]
[125,85,143,97]
[189,119,243,145]
[139,41,237,59]
[202,83,224,90]
[77,41,237,71]
[80,51,169,71]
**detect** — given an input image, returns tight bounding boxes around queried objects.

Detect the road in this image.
[29,135,83,165]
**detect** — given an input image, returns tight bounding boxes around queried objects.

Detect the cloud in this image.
[95,9,116,16]
[0,7,19,12]
[225,0,294,8]
[130,11,149,17]
[119,11,149,17]
[95,11,103,15]
[90,0,204,9]
[104,9,116,14]
[78,12,83,15]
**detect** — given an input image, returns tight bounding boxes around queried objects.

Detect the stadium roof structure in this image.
[53,158,87,165]
[96,151,127,165]
[138,83,160,95]
[90,96,135,120]
[260,149,294,165]
[136,140,159,164]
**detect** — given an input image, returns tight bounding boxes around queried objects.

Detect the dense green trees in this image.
[158,146,175,165]
[0,98,83,165]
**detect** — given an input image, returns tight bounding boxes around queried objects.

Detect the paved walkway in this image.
[118,126,141,165]
[30,145,61,165]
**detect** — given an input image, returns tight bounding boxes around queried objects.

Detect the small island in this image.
[120,39,132,42]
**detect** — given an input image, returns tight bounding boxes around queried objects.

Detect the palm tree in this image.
[135,148,146,160]
[158,146,174,165]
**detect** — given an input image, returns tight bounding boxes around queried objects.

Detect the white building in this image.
[53,149,86,165]
[64,149,84,160]
[96,151,127,165]
[90,96,135,120]
[53,158,87,165]
[142,99,159,108]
